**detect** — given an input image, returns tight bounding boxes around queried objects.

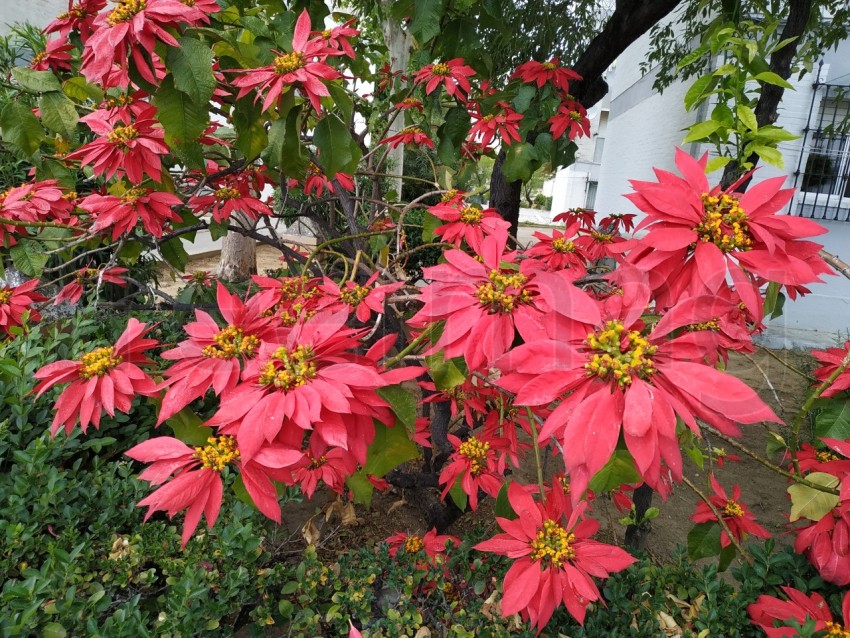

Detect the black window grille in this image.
[792,81,850,222]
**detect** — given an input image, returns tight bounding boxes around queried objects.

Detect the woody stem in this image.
[525,407,546,496]
[681,475,753,565]
[382,323,435,369]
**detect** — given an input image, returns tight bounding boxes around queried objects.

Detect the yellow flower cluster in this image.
[339,284,370,307]
[106,0,147,26]
[259,344,317,390]
[696,193,753,253]
[542,61,557,71]
[194,436,240,472]
[723,499,745,518]
[824,621,850,637]
[78,346,123,379]
[273,51,305,74]
[459,205,483,225]
[475,270,532,313]
[202,325,260,359]
[817,450,839,463]
[529,520,576,567]
[107,125,140,146]
[0,289,13,304]
[121,188,145,204]
[74,268,98,285]
[404,535,424,553]
[585,320,657,387]
[400,126,424,136]
[551,237,575,253]
[214,186,240,201]
[431,62,451,76]
[441,189,459,203]
[458,436,490,476]
[688,319,720,332]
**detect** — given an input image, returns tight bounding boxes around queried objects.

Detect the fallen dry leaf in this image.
[302,514,321,546]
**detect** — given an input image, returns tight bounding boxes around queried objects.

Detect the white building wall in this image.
[1,0,67,34]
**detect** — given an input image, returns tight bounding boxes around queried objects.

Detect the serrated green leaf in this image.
[39,92,79,140]
[410,0,444,43]
[12,67,61,93]
[755,71,794,90]
[1,100,45,158]
[313,114,361,175]
[512,85,537,113]
[10,240,48,276]
[736,104,758,131]
[588,449,641,494]
[493,480,517,519]
[687,522,722,560]
[684,119,722,143]
[348,419,420,506]
[167,36,217,105]
[153,76,209,146]
[788,472,840,522]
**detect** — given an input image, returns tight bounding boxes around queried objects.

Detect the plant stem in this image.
[0,216,82,230]
[681,474,753,565]
[382,324,435,369]
[525,407,546,496]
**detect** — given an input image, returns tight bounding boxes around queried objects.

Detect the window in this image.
[585,182,598,210]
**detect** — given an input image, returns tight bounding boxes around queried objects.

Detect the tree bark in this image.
[720,0,814,189]
[488,0,684,235]
[381,1,412,196]
[217,211,257,282]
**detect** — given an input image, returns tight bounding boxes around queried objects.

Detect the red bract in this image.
[386,528,460,560]
[81,0,205,87]
[525,224,588,273]
[414,58,476,100]
[45,0,106,42]
[549,102,590,141]
[0,180,74,246]
[620,148,831,315]
[428,201,510,253]
[157,282,279,424]
[30,38,74,73]
[553,207,596,229]
[439,433,507,510]
[295,162,355,197]
[474,482,635,630]
[313,18,359,58]
[34,318,159,436]
[512,57,580,93]
[496,277,781,499]
[55,266,128,305]
[127,435,302,546]
[411,233,566,371]
[379,126,434,149]
[316,272,402,323]
[290,440,357,498]
[82,188,182,239]
[748,586,850,638]
[690,476,770,548]
[231,10,342,113]
[811,341,850,397]
[468,102,523,147]
[67,107,168,184]
[181,271,216,287]
[188,182,272,224]
[793,503,850,585]
[0,279,46,335]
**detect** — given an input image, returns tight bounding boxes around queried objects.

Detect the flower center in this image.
[259,344,317,390]
[569,110,584,122]
[273,51,305,74]
[441,189,459,203]
[191,271,210,283]
[584,320,657,387]
[431,62,450,76]
[825,622,850,637]
[78,346,123,379]
[401,125,423,136]
[459,205,483,224]
[475,270,532,314]
[201,325,260,359]
[542,61,557,71]
[308,453,327,468]
[194,436,240,471]
[404,535,424,553]
[723,500,744,518]
[74,267,98,284]
[688,319,720,332]
[121,187,146,205]
[214,186,240,201]
[321,28,332,38]
[558,476,571,494]
[529,520,575,567]
[339,284,370,307]
[457,436,489,476]
[0,289,13,304]
[307,161,323,176]
[106,95,133,108]
[551,237,574,253]
[106,0,146,26]
[817,450,840,463]
[181,0,196,6]
[107,125,139,147]
[481,114,495,122]
[590,230,613,242]
[31,51,47,65]
[696,193,753,253]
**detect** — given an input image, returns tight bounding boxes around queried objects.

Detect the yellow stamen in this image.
[214,186,240,201]
[584,320,657,387]
[273,51,305,74]
[0,289,13,304]
[529,520,575,567]
[107,125,139,147]
[121,188,146,205]
[339,284,370,307]
[542,61,557,71]
[258,344,317,390]
[431,62,450,76]
[106,0,146,26]
[475,270,532,313]
[723,500,744,518]
[459,205,483,224]
[201,325,260,359]
[441,189,459,203]
[194,436,239,471]
[457,436,489,476]
[78,346,122,379]
[404,535,424,553]
[825,622,850,637]
[696,193,753,253]
[817,450,839,463]
[551,237,574,253]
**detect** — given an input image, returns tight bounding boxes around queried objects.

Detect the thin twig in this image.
[681,474,753,565]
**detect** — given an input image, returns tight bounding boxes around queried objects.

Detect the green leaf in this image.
[326,82,353,124]
[712,63,738,76]
[684,74,716,111]
[376,385,417,429]
[677,45,708,70]
[0,100,45,158]
[63,77,104,103]
[12,67,61,93]
[153,76,210,147]
[410,0,444,43]
[755,71,794,90]
[754,126,799,142]
[117,241,143,264]
[159,237,190,272]
[588,450,641,494]
[752,145,784,168]
[815,398,850,440]
[41,622,67,638]
[736,104,758,131]
[313,114,361,175]
[493,480,517,519]
[717,543,736,572]
[763,281,781,317]
[512,85,537,113]
[705,156,731,174]
[687,522,722,560]
[788,472,840,522]
[39,92,79,140]
[165,408,213,446]
[167,36,217,105]
[424,351,467,391]
[10,240,48,276]
[683,119,722,143]
[448,479,468,510]
[501,142,537,182]
[421,211,441,242]
[436,107,471,165]
[264,105,308,176]
[348,419,420,506]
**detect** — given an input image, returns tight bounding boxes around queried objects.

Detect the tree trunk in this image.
[489,149,523,240]
[217,211,257,282]
[381,2,412,197]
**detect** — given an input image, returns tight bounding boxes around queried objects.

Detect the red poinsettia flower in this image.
[375,61,404,94]
[67,107,168,184]
[474,482,635,629]
[549,102,590,141]
[414,58,476,100]
[525,224,588,273]
[420,375,498,428]
[793,502,850,585]
[188,174,272,224]
[619,148,832,315]
[553,207,596,229]
[98,90,151,119]
[394,97,424,112]
[428,201,510,253]
[290,440,357,498]
[293,162,355,197]
[0,179,74,245]
[181,271,216,287]
[379,125,434,149]
[600,212,637,234]
[386,528,460,560]
[690,475,770,548]
[82,188,182,239]
[34,318,159,436]
[127,435,302,546]
[796,439,850,479]
[231,10,342,113]
[439,432,507,510]
[313,18,359,58]
[30,37,74,73]
[511,57,581,93]
[0,279,46,335]
[574,225,628,261]
[316,272,403,322]
[157,283,279,424]
[467,102,523,147]
[81,0,205,87]
[45,0,106,43]
[748,586,850,638]
[811,341,850,398]
[55,266,128,305]
[495,275,781,499]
